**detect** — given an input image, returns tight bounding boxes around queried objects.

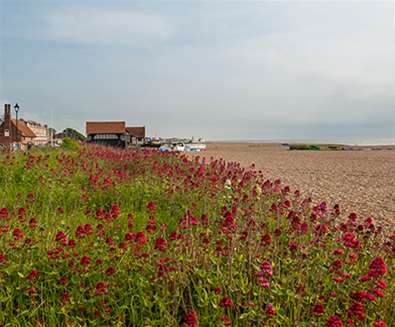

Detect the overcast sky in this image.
[1,0,394,142]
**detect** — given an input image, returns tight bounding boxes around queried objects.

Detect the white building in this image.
[24,120,49,145]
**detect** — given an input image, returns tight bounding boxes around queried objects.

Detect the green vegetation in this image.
[0,146,393,326]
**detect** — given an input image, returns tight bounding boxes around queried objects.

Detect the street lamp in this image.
[14,103,20,146]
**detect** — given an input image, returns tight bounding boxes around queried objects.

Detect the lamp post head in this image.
[14,103,20,113]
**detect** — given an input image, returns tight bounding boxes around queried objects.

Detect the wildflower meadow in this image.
[0,145,393,326]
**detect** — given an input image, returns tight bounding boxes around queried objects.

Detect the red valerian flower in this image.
[111,203,121,219]
[181,310,198,327]
[60,276,68,285]
[18,207,27,217]
[29,218,37,228]
[155,237,168,252]
[370,288,385,298]
[218,315,231,326]
[0,253,6,264]
[62,291,71,303]
[266,303,276,318]
[334,248,344,255]
[219,296,233,309]
[376,279,388,289]
[256,275,270,288]
[374,321,386,327]
[260,261,273,277]
[368,257,387,278]
[27,269,39,281]
[55,231,67,242]
[83,223,93,234]
[201,214,209,227]
[147,201,156,212]
[288,241,298,252]
[351,291,368,302]
[261,234,272,246]
[348,302,365,321]
[313,304,325,316]
[342,232,359,248]
[326,315,344,327]
[95,281,109,296]
[105,266,116,276]
[13,228,24,241]
[135,231,147,245]
[125,232,134,241]
[146,218,157,233]
[0,207,9,219]
[80,256,91,266]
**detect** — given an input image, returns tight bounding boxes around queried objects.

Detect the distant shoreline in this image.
[206,139,395,147]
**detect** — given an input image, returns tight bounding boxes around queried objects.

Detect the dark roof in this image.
[11,119,36,138]
[86,121,125,135]
[126,126,145,138]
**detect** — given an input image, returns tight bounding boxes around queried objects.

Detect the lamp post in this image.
[14,103,20,148]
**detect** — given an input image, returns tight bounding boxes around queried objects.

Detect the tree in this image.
[63,128,86,141]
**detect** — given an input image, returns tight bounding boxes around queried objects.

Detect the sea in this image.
[209,137,395,146]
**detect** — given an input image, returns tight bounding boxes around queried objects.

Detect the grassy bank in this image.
[0,145,393,326]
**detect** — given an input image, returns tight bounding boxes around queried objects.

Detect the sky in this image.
[0,0,394,142]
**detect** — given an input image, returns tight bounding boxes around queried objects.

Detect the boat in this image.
[185,139,206,152]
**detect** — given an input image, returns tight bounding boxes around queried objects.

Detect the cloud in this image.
[42,7,172,47]
[1,1,393,141]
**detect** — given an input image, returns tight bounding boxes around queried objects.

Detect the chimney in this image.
[3,104,11,137]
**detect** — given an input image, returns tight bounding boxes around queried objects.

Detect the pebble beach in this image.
[192,143,395,231]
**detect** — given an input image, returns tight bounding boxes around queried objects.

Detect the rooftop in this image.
[86,121,126,135]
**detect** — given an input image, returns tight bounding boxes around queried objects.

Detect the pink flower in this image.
[0,207,9,219]
[376,279,388,289]
[181,310,198,327]
[135,232,147,245]
[27,269,39,281]
[111,203,121,219]
[348,302,365,321]
[62,291,71,303]
[313,304,325,316]
[13,228,24,241]
[155,237,168,252]
[218,315,231,326]
[80,256,91,266]
[257,277,270,288]
[105,266,116,276]
[326,315,343,327]
[219,296,233,309]
[266,303,276,318]
[374,321,386,327]
[147,201,156,212]
[260,261,273,277]
[55,231,67,242]
[370,288,385,297]
[368,257,387,278]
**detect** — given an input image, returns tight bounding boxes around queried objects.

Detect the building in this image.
[0,104,50,150]
[24,120,49,145]
[86,121,146,148]
[0,104,36,150]
[126,126,146,143]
